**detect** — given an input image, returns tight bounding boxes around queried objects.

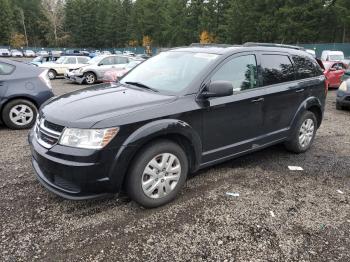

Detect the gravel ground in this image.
[0,77,349,261]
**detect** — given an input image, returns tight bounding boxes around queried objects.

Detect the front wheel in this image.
[84,72,96,85]
[336,103,344,110]
[284,111,317,153]
[126,140,189,208]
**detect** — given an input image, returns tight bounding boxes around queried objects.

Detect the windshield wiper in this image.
[125,81,159,92]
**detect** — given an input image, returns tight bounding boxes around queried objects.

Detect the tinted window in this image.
[292,56,320,79]
[0,63,15,75]
[211,55,258,92]
[115,56,129,64]
[77,57,89,64]
[100,57,114,65]
[261,55,294,85]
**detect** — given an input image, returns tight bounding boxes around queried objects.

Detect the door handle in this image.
[251,97,264,103]
[295,88,305,93]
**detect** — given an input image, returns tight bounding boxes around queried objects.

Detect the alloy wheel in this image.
[141,153,181,199]
[299,118,315,148]
[85,73,95,84]
[9,104,34,126]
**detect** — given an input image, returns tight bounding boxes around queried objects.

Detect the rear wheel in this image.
[285,111,317,153]
[84,72,96,85]
[336,102,344,110]
[126,140,188,208]
[2,99,37,129]
[48,69,57,80]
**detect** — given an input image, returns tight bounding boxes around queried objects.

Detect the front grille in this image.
[35,117,63,148]
[44,120,64,133]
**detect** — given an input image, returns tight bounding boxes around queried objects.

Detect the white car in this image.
[65,55,132,84]
[11,50,23,57]
[321,50,345,61]
[39,56,90,80]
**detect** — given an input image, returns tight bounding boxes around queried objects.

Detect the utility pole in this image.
[19,9,29,47]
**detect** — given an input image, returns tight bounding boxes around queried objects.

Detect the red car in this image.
[323,61,348,88]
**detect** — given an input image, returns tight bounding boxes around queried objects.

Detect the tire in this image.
[126,140,189,208]
[84,72,96,85]
[48,69,57,80]
[2,99,37,129]
[284,111,317,153]
[336,103,343,110]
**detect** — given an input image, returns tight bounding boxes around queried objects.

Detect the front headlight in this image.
[339,81,348,91]
[59,127,119,149]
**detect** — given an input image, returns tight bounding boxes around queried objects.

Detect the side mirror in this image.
[202,81,233,98]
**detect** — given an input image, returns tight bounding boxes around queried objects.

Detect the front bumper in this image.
[336,90,350,107]
[28,129,116,200]
[64,71,85,84]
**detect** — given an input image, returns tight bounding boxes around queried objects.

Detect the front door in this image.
[201,53,266,163]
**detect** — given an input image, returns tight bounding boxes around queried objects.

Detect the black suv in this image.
[29,43,326,207]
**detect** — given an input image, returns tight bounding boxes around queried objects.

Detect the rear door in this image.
[258,53,302,141]
[0,62,15,104]
[113,56,129,69]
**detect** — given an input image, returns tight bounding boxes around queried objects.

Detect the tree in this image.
[10,33,26,48]
[42,0,65,46]
[0,0,13,45]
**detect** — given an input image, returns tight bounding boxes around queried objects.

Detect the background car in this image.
[321,50,345,61]
[341,69,350,82]
[0,58,54,129]
[36,50,49,57]
[11,49,23,57]
[38,56,90,80]
[65,55,132,84]
[0,49,11,57]
[24,50,36,57]
[323,61,347,88]
[336,79,350,110]
[101,50,112,55]
[102,60,143,82]
[30,55,59,66]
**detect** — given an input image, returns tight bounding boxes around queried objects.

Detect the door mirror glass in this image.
[202,81,233,98]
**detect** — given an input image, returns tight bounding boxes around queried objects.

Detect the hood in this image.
[41,83,176,128]
[39,62,57,67]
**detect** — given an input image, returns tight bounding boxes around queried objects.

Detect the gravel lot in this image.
[0,77,349,261]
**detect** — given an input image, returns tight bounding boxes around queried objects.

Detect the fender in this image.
[290,96,323,132]
[107,119,202,192]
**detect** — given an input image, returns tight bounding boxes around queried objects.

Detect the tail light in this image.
[39,69,52,89]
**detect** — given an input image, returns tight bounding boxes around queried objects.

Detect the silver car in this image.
[65,55,131,84]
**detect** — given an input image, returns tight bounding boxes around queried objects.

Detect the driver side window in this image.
[211,55,258,92]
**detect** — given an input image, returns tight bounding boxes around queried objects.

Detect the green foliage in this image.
[1,0,350,48]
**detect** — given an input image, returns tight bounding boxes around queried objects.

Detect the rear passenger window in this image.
[261,55,294,85]
[0,62,15,75]
[115,56,129,64]
[292,56,318,79]
[211,55,258,92]
[77,57,89,64]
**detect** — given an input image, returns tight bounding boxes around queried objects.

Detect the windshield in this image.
[120,51,219,93]
[88,56,102,64]
[329,55,344,61]
[33,57,42,62]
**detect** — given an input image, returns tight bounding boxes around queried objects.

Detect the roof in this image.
[169,44,314,57]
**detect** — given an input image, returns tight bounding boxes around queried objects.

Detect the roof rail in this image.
[190,43,236,48]
[243,42,305,51]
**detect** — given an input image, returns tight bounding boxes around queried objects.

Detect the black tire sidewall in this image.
[126,140,189,208]
[2,99,37,129]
